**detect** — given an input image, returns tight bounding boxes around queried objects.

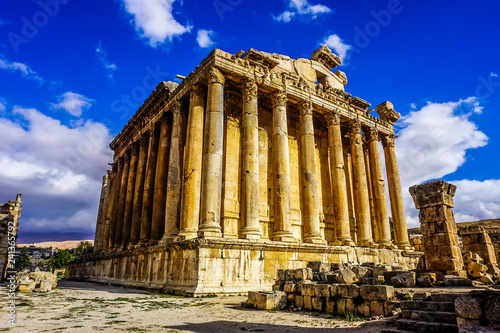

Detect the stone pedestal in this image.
[409,180,466,276]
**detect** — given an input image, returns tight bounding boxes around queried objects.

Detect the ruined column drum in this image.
[69,47,421,294]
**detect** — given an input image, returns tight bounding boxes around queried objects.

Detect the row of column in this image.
[96,65,411,250]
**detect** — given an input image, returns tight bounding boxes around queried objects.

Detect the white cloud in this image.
[52,92,94,117]
[122,0,191,47]
[0,98,6,114]
[0,107,113,236]
[490,72,498,78]
[390,97,495,228]
[274,0,331,22]
[410,103,417,110]
[0,55,45,83]
[321,34,351,61]
[95,41,119,80]
[196,29,215,48]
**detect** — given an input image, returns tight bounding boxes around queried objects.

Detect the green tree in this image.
[74,241,93,259]
[15,247,32,269]
[48,249,74,270]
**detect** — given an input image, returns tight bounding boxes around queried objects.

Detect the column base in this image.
[239,227,261,240]
[271,231,295,242]
[357,240,377,248]
[198,222,222,238]
[336,237,356,247]
[396,242,413,251]
[377,240,397,249]
[176,230,199,240]
[303,233,327,244]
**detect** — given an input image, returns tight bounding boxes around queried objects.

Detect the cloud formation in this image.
[0,55,45,83]
[274,0,331,22]
[196,29,215,48]
[95,41,119,80]
[122,0,191,47]
[0,105,113,240]
[392,97,498,227]
[52,92,94,117]
[322,34,351,61]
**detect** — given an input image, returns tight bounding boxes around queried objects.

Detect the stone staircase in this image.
[382,293,464,333]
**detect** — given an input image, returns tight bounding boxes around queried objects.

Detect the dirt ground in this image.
[0,279,398,333]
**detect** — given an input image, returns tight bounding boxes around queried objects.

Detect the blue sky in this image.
[1,0,499,243]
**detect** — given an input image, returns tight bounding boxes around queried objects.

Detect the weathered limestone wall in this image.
[68,240,421,295]
[409,180,465,276]
[459,226,497,265]
[0,194,22,280]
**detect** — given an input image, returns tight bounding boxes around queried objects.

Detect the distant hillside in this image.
[17,240,93,250]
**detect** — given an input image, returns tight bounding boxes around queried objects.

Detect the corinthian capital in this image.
[171,99,181,114]
[325,112,340,127]
[349,120,361,134]
[298,99,313,116]
[208,66,225,85]
[191,84,205,99]
[271,89,287,108]
[243,78,258,102]
[381,134,395,148]
[364,127,380,143]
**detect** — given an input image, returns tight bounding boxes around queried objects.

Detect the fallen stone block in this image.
[455,295,483,320]
[476,274,494,284]
[284,281,298,293]
[413,292,431,301]
[338,268,358,284]
[419,272,437,282]
[390,272,416,288]
[311,296,324,311]
[467,261,488,278]
[307,261,331,273]
[326,273,339,284]
[359,276,383,285]
[484,292,500,322]
[325,298,336,314]
[272,284,283,291]
[417,275,433,287]
[295,295,304,308]
[486,263,500,279]
[351,265,372,279]
[444,275,473,286]
[247,291,287,310]
[338,283,360,298]
[373,265,392,277]
[370,301,384,317]
[303,295,313,310]
[360,285,394,301]
[301,282,316,296]
[313,284,330,297]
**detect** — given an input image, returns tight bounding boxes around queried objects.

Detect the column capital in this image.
[242,78,258,102]
[208,66,225,85]
[381,134,395,148]
[298,99,313,116]
[122,151,130,163]
[191,84,206,99]
[349,120,362,135]
[139,134,149,147]
[364,127,380,143]
[171,99,181,114]
[131,142,140,156]
[325,112,341,127]
[271,89,287,108]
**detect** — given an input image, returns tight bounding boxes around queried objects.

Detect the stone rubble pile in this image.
[16,269,57,293]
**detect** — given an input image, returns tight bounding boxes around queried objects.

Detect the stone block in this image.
[413,292,431,301]
[417,276,433,287]
[330,284,338,296]
[277,269,286,280]
[444,275,473,286]
[287,293,296,302]
[326,273,339,284]
[486,263,500,279]
[337,268,358,284]
[303,295,312,310]
[455,295,483,319]
[419,272,437,282]
[352,265,372,279]
[337,283,360,298]
[307,261,331,273]
[390,271,416,288]
[313,284,330,297]
[337,298,346,314]
[484,293,500,322]
[476,274,494,284]
[272,284,283,291]
[306,267,313,280]
[247,291,287,310]
[34,280,52,293]
[311,296,324,311]
[384,300,397,316]
[359,277,383,285]
[360,285,395,301]
[456,317,481,330]
[17,280,36,293]
[467,262,488,278]
[289,268,309,281]
[284,281,298,293]
[358,301,371,317]
[295,295,304,308]
[345,298,358,314]
[325,298,336,314]
[301,282,316,296]
[370,301,384,317]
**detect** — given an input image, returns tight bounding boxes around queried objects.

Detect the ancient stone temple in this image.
[0,194,22,280]
[69,47,421,294]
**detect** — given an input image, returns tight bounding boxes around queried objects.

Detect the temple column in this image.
[161,101,187,242]
[128,135,148,248]
[138,128,159,246]
[106,165,119,249]
[198,67,225,238]
[366,128,394,248]
[343,137,357,243]
[349,121,374,247]
[298,100,324,244]
[94,174,108,252]
[363,139,379,244]
[325,112,354,246]
[121,143,139,248]
[150,116,171,244]
[178,85,205,240]
[271,89,294,242]
[114,151,130,249]
[239,79,261,240]
[382,134,412,249]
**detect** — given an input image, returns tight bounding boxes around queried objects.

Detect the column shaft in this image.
[150,118,171,243]
[114,152,130,249]
[239,79,261,240]
[94,174,108,252]
[366,128,393,248]
[343,138,357,243]
[364,141,379,243]
[138,129,159,246]
[178,85,205,239]
[199,67,225,238]
[298,100,324,244]
[326,113,354,246]
[129,135,148,248]
[106,166,120,249]
[382,134,411,249]
[271,90,294,242]
[121,143,139,248]
[162,101,187,242]
[101,170,113,250]
[349,121,374,247]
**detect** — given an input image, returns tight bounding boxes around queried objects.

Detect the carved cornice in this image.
[208,66,225,85]
[271,89,287,108]
[243,78,258,102]
[298,99,313,116]
[364,127,380,143]
[381,134,395,148]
